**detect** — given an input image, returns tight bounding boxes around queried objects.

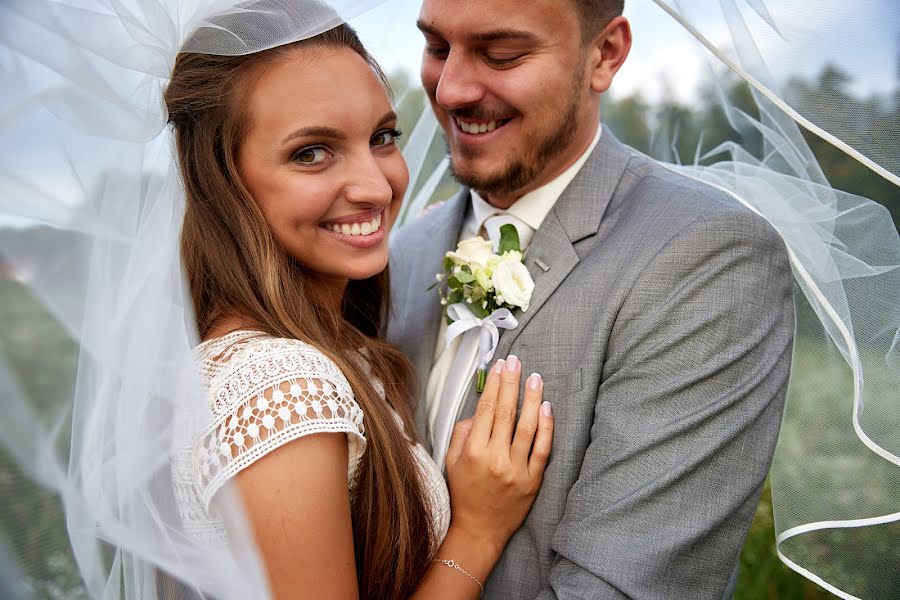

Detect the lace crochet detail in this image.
[193,332,366,510]
[173,330,449,547]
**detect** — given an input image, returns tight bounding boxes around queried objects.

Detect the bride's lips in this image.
[319,208,387,249]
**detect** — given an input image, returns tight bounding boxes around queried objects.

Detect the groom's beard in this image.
[448,60,586,200]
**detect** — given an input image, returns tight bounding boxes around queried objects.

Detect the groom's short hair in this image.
[571,0,625,41]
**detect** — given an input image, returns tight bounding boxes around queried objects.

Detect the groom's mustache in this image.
[448,106,519,122]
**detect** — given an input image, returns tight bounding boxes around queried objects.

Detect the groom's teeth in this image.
[329,213,382,236]
[457,119,499,135]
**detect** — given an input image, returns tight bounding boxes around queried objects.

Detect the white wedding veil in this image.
[1,0,897,599]
[0,1,391,598]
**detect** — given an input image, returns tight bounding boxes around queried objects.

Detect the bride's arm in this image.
[234,433,358,599]
[229,357,552,600]
[233,429,508,600]
[413,358,555,599]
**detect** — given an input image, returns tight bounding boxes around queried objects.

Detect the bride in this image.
[165,19,553,600]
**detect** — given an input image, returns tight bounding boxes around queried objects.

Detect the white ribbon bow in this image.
[445,303,519,370]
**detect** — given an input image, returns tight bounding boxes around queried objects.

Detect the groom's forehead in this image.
[417,0,581,37]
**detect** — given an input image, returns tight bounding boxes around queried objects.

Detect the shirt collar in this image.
[470,123,603,233]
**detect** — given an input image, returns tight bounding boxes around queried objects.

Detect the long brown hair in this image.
[165,25,434,599]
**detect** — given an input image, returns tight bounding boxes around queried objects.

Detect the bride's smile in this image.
[320,207,387,249]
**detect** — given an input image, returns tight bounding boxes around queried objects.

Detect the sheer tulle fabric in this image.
[0,1,391,598]
[0,1,897,599]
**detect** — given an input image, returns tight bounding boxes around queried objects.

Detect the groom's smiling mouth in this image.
[453,116,513,136]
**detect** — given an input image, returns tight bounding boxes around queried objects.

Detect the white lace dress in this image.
[172,330,450,548]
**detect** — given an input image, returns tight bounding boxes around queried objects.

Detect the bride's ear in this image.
[588,16,632,94]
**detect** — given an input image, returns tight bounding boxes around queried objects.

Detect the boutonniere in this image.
[431,224,536,392]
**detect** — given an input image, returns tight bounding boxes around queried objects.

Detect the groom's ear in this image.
[588,16,632,95]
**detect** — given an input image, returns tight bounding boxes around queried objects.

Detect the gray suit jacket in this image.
[387,132,794,599]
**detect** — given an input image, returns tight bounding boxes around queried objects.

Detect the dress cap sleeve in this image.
[194,335,366,509]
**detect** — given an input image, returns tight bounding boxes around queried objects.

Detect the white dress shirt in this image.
[426,124,603,454]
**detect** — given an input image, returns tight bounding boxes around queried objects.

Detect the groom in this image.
[388,1,794,598]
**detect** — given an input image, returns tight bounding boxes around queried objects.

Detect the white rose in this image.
[487,250,522,271]
[491,258,534,312]
[446,236,495,268]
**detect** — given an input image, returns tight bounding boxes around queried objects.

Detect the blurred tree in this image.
[603,64,898,231]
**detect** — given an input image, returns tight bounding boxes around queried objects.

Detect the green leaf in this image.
[469,302,490,319]
[454,270,475,284]
[499,224,520,254]
[447,276,460,288]
[446,290,464,305]
[443,256,455,272]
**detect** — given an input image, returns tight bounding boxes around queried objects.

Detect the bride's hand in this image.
[444,356,554,551]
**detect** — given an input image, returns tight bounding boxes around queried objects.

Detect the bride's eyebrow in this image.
[373,110,398,129]
[280,111,397,146]
[281,126,345,145]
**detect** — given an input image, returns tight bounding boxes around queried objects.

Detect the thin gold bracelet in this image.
[433,558,484,597]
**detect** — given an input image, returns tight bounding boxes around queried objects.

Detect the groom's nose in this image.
[434,50,485,110]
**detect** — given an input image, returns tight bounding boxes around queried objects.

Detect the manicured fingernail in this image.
[505,355,520,372]
[492,359,505,373]
[541,401,553,417]
[527,373,542,390]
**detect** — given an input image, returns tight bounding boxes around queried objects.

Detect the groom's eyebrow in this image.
[417,21,539,44]
[471,29,540,44]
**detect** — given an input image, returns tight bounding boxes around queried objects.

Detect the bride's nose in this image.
[343,153,394,207]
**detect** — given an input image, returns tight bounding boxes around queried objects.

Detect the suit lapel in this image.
[459,131,634,415]
[393,189,469,439]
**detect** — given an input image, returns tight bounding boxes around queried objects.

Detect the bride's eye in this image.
[292,146,329,165]
[371,128,403,147]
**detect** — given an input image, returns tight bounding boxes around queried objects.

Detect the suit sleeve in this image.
[537,209,794,599]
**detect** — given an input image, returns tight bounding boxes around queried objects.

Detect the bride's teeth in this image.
[486,120,496,132]
[328,213,383,236]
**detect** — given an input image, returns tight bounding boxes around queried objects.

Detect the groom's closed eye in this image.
[482,51,528,68]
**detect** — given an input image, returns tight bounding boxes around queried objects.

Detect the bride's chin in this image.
[338,257,389,282]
